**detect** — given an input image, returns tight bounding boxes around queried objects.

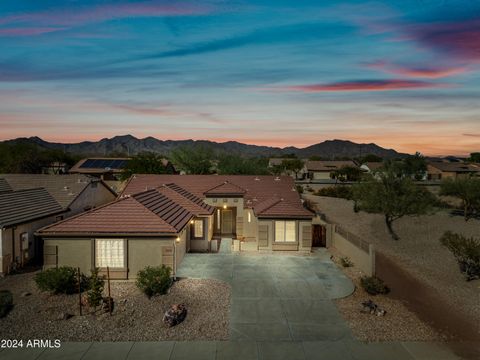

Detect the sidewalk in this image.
[0,340,464,360]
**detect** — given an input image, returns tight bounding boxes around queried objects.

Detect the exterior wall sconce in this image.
[190,220,194,224]
[176,237,180,243]
[223,204,227,209]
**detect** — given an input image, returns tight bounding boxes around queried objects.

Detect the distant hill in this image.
[2,135,407,159]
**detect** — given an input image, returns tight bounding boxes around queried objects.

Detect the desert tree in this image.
[120,152,172,181]
[440,177,480,221]
[353,172,436,240]
[170,145,214,174]
[281,158,305,179]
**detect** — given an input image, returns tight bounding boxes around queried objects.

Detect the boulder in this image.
[163,304,187,327]
[57,312,74,321]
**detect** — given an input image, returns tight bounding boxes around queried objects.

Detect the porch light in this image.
[176,237,180,243]
[190,220,194,224]
[223,204,227,209]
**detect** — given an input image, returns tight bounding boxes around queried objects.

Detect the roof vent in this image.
[63,186,69,190]
[274,177,280,181]
[254,177,260,181]
[68,192,75,196]
[253,197,258,202]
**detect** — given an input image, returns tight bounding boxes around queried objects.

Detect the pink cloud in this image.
[366,61,467,79]
[275,79,448,93]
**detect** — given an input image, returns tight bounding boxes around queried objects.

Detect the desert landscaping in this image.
[0,272,231,342]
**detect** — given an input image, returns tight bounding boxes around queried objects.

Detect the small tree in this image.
[331,166,362,182]
[281,159,305,179]
[120,152,173,181]
[353,172,435,240]
[87,268,105,311]
[440,231,480,281]
[468,152,480,163]
[440,178,480,221]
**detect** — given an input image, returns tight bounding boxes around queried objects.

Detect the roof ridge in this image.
[255,196,283,215]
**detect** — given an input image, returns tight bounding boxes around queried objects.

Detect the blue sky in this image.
[0,0,479,155]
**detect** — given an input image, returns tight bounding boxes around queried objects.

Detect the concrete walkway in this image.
[0,340,463,359]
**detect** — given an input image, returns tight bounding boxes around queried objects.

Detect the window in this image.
[20,232,29,249]
[95,239,125,268]
[275,221,296,242]
[194,219,204,238]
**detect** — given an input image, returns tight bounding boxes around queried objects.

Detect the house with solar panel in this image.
[37,175,315,279]
[0,174,116,275]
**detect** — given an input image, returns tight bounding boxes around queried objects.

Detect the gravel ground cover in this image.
[329,248,445,342]
[306,195,480,332]
[0,272,231,341]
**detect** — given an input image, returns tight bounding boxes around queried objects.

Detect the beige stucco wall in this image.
[44,236,185,279]
[242,209,258,241]
[68,182,116,216]
[0,215,64,275]
[331,230,375,276]
[312,171,332,180]
[204,197,244,237]
[188,216,212,252]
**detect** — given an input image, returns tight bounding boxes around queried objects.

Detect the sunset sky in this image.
[0,0,479,156]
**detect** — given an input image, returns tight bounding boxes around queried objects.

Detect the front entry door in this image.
[221,209,233,234]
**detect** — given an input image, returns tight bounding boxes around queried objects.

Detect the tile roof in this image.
[428,162,480,173]
[306,160,357,171]
[0,188,64,227]
[157,184,215,216]
[38,191,193,236]
[0,174,109,209]
[362,162,384,171]
[122,175,313,219]
[204,181,246,196]
[0,178,12,193]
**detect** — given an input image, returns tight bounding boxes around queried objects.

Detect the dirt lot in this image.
[329,248,445,342]
[0,272,231,341]
[306,195,480,339]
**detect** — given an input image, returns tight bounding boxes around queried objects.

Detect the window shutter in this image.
[258,225,269,247]
[302,225,312,248]
[44,245,58,268]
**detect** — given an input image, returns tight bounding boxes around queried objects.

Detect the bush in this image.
[315,186,353,200]
[136,265,172,298]
[440,231,480,281]
[360,276,390,295]
[87,268,105,309]
[340,257,353,267]
[296,185,304,194]
[35,266,88,294]
[0,290,13,318]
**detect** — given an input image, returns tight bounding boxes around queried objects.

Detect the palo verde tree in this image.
[331,166,363,182]
[281,158,305,179]
[120,152,173,181]
[440,177,480,221]
[352,172,436,240]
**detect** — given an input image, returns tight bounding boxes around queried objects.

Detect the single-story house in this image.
[305,160,358,180]
[0,174,116,275]
[359,162,384,173]
[0,188,66,274]
[37,175,314,279]
[268,158,307,179]
[426,162,480,180]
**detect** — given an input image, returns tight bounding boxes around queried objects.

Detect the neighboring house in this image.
[360,162,384,173]
[305,160,357,180]
[69,158,131,181]
[37,175,314,279]
[268,158,307,179]
[42,161,69,175]
[0,188,66,274]
[426,162,480,180]
[0,174,117,275]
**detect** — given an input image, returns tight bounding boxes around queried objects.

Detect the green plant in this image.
[87,268,105,309]
[315,186,353,200]
[35,267,88,294]
[136,265,172,298]
[296,185,304,194]
[340,257,353,267]
[0,290,13,318]
[440,231,480,281]
[360,276,390,295]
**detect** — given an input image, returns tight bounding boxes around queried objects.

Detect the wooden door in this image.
[221,209,233,234]
[312,225,326,247]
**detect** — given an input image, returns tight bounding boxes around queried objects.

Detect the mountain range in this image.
[2,135,407,159]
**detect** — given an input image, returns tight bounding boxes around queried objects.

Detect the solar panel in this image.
[79,158,130,169]
[79,159,96,169]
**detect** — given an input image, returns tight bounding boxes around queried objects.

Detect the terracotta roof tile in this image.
[204,180,246,196]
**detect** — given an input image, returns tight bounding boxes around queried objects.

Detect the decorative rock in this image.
[21,292,32,297]
[361,299,386,316]
[57,312,74,321]
[163,304,187,327]
[102,296,114,313]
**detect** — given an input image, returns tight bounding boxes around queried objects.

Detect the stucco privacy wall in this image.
[256,219,312,252]
[188,215,213,252]
[44,237,182,279]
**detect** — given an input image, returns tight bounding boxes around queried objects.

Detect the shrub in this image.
[35,266,88,294]
[136,265,172,298]
[360,276,390,295]
[315,186,353,200]
[87,268,105,309]
[340,257,353,267]
[296,185,304,194]
[0,290,13,318]
[440,231,480,281]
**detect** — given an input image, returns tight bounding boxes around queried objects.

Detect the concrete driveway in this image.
[176,249,355,342]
